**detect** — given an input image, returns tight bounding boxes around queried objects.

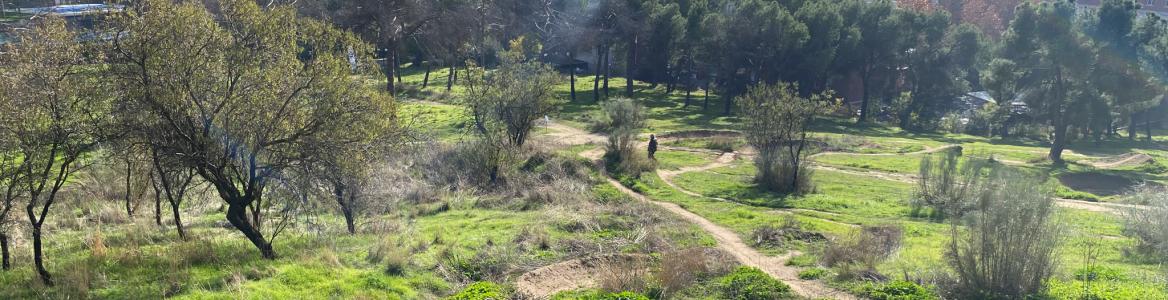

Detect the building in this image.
[1076,0,1168,18]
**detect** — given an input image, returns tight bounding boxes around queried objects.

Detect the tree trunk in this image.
[0,232,9,270]
[171,201,186,240]
[1050,120,1067,163]
[684,85,692,108]
[603,45,611,99]
[594,44,602,102]
[1146,112,1154,142]
[384,48,396,94]
[225,203,275,259]
[570,66,577,102]
[446,64,456,92]
[704,79,710,110]
[31,225,50,285]
[422,64,431,89]
[125,161,134,218]
[334,184,356,235]
[1129,113,1137,140]
[858,68,872,123]
[394,51,403,85]
[626,35,636,98]
[153,188,162,226]
[723,83,734,115]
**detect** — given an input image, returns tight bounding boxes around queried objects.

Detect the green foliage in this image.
[716,267,794,300]
[446,282,507,300]
[797,268,828,280]
[862,280,937,300]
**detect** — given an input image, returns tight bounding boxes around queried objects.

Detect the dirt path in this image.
[515,254,652,299]
[603,176,859,300]
[1088,152,1154,169]
[539,122,857,299]
[808,144,961,159]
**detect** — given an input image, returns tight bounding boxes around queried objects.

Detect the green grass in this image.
[654,150,716,171]
[813,153,925,174]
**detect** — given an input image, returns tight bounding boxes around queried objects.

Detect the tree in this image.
[0,122,22,272]
[703,0,808,114]
[998,1,1094,162]
[1086,0,1159,141]
[320,0,438,94]
[148,145,197,239]
[313,90,397,235]
[109,0,386,259]
[0,16,110,285]
[851,0,904,123]
[738,83,830,194]
[464,37,563,148]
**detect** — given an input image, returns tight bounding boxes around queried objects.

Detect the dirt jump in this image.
[515,254,652,299]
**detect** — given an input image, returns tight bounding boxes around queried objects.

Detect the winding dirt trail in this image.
[603,176,860,300]
[535,122,859,299]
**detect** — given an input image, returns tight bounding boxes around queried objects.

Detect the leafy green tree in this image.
[0,16,111,285]
[703,0,808,114]
[1086,0,1159,140]
[996,1,1095,162]
[851,0,903,123]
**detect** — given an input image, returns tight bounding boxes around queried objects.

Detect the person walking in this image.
[648,134,658,160]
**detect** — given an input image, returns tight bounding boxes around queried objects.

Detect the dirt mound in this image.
[1089,153,1154,169]
[1057,172,1143,197]
[515,254,651,299]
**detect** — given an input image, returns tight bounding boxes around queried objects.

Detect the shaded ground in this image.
[1058,172,1141,197]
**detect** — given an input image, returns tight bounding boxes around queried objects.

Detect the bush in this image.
[1121,185,1168,260]
[447,281,508,300]
[947,167,1061,299]
[717,267,794,300]
[601,98,652,176]
[863,280,937,300]
[912,149,993,219]
[822,225,903,274]
[658,248,709,296]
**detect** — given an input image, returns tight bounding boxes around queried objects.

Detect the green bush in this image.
[717,267,794,300]
[863,280,936,300]
[447,282,507,300]
[798,268,829,280]
[1073,265,1126,281]
[550,290,650,300]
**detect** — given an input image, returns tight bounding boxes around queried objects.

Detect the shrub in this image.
[1121,185,1168,260]
[717,267,794,300]
[912,149,993,219]
[447,281,508,300]
[601,98,652,176]
[822,225,903,273]
[863,280,937,300]
[658,248,709,296]
[947,167,1061,299]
